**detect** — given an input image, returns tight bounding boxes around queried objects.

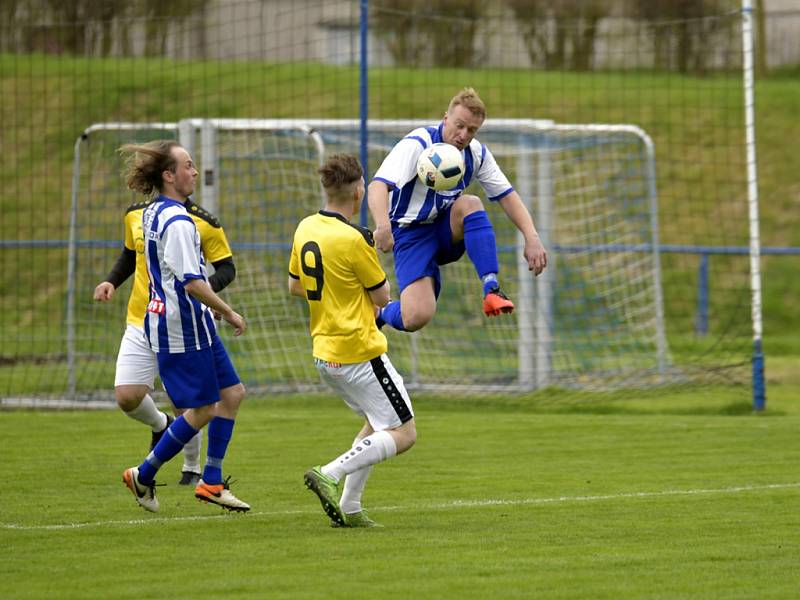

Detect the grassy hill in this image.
[1,54,797,364]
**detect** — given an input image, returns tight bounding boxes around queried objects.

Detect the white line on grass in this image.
[431,482,800,509]
[3,482,798,532]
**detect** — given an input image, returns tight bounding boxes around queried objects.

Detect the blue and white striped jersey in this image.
[142,195,216,354]
[372,122,514,227]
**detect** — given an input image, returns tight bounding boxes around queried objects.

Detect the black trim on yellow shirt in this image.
[184,198,222,228]
[318,210,375,247]
[366,278,387,292]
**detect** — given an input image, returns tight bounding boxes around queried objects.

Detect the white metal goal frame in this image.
[67,118,667,396]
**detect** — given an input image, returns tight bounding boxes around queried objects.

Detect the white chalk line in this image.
[3,482,798,532]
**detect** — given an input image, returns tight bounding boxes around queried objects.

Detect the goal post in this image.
[67,117,668,399]
[66,122,179,398]
[513,123,667,391]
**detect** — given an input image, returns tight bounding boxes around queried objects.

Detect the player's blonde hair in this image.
[448,87,486,120]
[318,154,363,199]
[119,140,181,196]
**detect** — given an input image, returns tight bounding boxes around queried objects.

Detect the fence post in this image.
[695,253,709,336]
[741,0,766,411]
[359,0,369,226]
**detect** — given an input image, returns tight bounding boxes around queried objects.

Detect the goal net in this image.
[66,118,672,399]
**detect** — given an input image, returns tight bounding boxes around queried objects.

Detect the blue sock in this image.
[138,415,198,484]
[203,417,235,485]
[481,273,499,295]
[379,300,406,332]
[463,211,500,295]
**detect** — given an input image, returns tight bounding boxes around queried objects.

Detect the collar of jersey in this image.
[154,194,184,207]
[318,209,350,224]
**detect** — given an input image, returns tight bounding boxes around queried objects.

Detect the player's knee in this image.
[401,429,417,453]
[455,194,484,216]
[403,315,430,332]
[218,382,245,413]
[115,396,137,411]
[393,420,417,454]
[401,304,434,331]
[115,387,144,411]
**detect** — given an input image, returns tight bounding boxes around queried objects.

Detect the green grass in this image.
[2,383,799,599]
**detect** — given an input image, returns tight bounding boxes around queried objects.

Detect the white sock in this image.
[181,432,202,473]
[340,436,373,515]
[123,394,167,431]
[321,430,397,483]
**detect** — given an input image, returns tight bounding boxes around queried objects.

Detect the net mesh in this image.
[3,1,789,404]
[63,119,680,397]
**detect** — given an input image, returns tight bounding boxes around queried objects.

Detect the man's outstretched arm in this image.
[498,191,547,276]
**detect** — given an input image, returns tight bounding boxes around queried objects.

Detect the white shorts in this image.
[315,353,414,431]
[114,324,158,388]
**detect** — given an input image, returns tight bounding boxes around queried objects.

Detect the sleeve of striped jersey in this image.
[475,145,514,201]
[162,217,203,283]
[372,135,426,190]
[288,234,300,279]
[351,235,387,291]
[198,221,233,263]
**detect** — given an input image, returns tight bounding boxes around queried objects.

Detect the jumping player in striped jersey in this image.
[289,154,416,528]
[368,87,548,332]
[94,195,236,487]
[119,140,250,513]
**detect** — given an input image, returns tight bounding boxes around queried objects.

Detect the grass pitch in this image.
[2,391,799,599]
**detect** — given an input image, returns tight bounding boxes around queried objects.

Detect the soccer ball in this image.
[416,143,465,191]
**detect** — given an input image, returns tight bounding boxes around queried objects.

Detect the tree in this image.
[0,0,19,52]
[370,0,431,67]
[755,0,768,77]
[139,0,212,57]
[428,0,484,68]
[627,0,733,74]
[371,0,484,68]
[91,0,128,56]
[0,0,212,57]
[45,0,89,54]
[563,0,609,71]
[506,0,611,71]
[505,0,559,69]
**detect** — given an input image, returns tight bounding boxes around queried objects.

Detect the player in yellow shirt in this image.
[94,197,235,486]
[289,154,417,528]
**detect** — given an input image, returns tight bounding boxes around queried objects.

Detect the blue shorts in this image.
[393,208,465,298]
[156,337,241,409]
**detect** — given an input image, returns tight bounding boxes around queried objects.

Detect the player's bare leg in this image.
[399,277,437,331]
[449,193,484,242]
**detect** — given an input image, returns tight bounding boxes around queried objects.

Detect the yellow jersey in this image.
[289,210,388,363]
[123,199,233,327]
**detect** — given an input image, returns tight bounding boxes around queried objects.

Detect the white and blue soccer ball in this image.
[416,143,465,191]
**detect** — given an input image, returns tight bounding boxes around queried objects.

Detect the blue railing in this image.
[10,237,798,338]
